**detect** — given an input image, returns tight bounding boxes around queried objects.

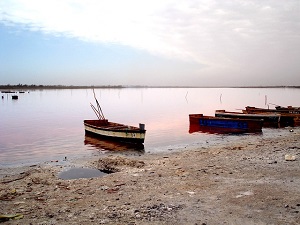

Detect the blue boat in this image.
[189,114,263,134]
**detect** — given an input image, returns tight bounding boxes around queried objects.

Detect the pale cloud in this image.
[1,0,299,82]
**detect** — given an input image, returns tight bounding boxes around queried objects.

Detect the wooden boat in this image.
[84,90,146,144]
[84,133,144,151]
[245,106,299,127]
[215,110,281,127]
[275,105,300,113]
[245,106,300,114]
[275,105,300,126]
[189,114,263,134]
[84,119,146,144]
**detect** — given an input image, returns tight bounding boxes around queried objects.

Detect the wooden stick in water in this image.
[92,89,105,119]
[90,103,101,119]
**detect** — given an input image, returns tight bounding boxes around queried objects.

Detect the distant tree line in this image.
[0,84,299,89]
[0,84,125,89]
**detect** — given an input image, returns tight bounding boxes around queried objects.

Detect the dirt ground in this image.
[1,128,300,225]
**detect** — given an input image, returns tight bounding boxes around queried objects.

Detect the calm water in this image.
[1,87,299,167]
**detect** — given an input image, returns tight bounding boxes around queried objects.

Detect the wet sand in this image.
[1,128,300,224]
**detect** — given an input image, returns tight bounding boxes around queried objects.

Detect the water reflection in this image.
[84,133,145,152]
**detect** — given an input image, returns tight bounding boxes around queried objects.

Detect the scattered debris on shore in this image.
[1,129,299,224]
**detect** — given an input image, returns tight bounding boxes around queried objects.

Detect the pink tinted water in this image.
[0,88,299,167]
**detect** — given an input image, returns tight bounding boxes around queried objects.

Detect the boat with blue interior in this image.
[189,114,263,134]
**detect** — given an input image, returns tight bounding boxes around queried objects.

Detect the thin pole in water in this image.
[265,95,267,106]
[91,88,105,120]
[90,103,101,119]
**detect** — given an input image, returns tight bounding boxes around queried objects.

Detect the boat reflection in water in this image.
[84,133,145,152]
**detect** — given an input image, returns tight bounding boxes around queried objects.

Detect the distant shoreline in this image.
[1,84,300,90]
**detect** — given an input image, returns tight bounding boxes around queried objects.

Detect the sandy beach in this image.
[1,128,299,225]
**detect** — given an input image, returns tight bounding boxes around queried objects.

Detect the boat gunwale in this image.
[84,120,146,133]
[189,114,264,123]
[215,110,281,118]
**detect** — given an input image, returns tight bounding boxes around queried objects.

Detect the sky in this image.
[0,0,299,87]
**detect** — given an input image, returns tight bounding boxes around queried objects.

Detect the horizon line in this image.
[1,84,300,89]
